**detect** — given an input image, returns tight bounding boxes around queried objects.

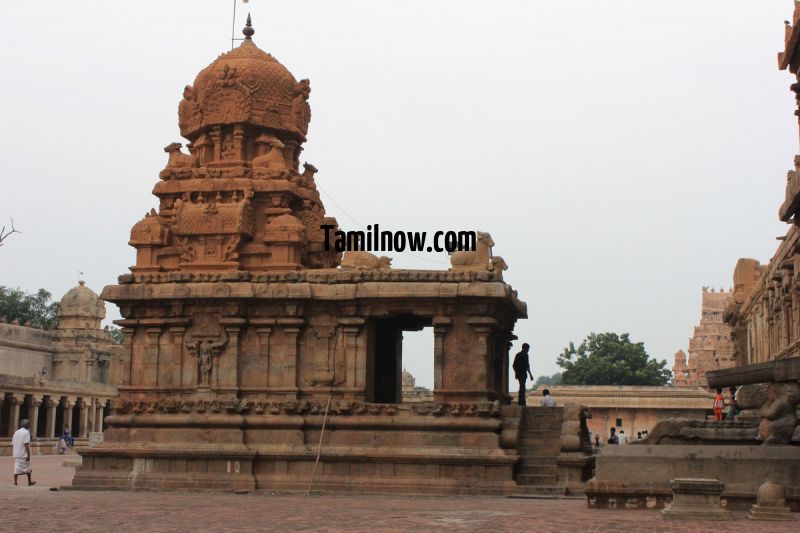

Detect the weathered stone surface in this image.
[747,481,795,521]
[586,445,800,511]
[661,478,733,520]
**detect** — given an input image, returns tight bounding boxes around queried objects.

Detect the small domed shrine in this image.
[130,15,338,273]
[58,281,106,330]
[77,18,531,495]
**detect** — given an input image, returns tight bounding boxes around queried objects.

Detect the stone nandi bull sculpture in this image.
[163,142,197,168]
[449,231,508,276]
[340,251,392,270]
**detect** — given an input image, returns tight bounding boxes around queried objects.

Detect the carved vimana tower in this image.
[74,17,528,494]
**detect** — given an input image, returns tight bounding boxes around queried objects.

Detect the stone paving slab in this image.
[0,456,797,532]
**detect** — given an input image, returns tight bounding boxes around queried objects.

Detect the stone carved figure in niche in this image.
[757,381,800,445]
[184,314,228,388]
[252,138,291,178]
[450,231,494,272]
[221,132,237,160]
[292,79,311,134]
[163,142,197,169]
[340,251,392,270]
[197,339,222,386]
[220,65,237,87]
[178,85,202,134]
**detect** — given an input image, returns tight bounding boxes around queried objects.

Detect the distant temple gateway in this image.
[672,287,736,387]
[72,18,552,494]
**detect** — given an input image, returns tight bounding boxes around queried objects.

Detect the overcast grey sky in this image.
[0,1,795,388]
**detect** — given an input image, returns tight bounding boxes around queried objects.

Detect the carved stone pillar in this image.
[233,124,245,161]
[63,398,74,435]
[145,327,162,386]
[432,317,451,391]
[8,394,21,437]
[121,328,135,386]
[87,399,97,433]
[467,317,498,399]
[95,400,105,432]
[256,327,272,384]
[338,318,365,390]
[169,326,186,387]
[210,126,222,162]
[281,321,303,390]
[219,325,242,390]
[28,395,43,439]
[45,397,57,439]
[78,399,89,438]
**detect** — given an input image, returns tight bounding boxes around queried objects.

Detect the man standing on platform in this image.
[12,419,35,487]
[512,343,534,406]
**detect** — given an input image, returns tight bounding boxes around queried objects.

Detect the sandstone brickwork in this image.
[73,18,528,494]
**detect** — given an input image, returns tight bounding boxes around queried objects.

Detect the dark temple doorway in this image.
[367,314,431,404]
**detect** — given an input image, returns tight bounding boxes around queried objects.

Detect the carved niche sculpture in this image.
[252,136,291,178]
[340,251,392,270]
[757,381,800,445]
[184,314,228,388]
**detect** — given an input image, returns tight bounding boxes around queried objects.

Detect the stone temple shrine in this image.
[72,18,539,494]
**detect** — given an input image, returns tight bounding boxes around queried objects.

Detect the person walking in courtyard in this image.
[512,343,534,406]
[713,388,725,421]
[607,427,619,445]
[12,419,35,486]
[540,388,556,407]
[618,430,628,445]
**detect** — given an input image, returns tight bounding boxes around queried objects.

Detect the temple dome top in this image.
[178,20,311,141]
[58,281,105,327]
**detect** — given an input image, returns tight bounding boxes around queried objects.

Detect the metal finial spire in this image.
[243,13,254,40]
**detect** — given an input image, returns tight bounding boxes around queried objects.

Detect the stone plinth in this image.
[586,445,800,511]
[661,478,733,520]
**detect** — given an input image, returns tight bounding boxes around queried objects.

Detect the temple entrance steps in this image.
[514,406,567,496]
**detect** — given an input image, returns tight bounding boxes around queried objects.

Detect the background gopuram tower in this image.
[73,18,529,494]
[673,288,736,387]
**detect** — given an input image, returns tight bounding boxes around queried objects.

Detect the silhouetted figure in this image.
[512,343,533,406]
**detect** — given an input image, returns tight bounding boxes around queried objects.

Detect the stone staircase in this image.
[514,406,566,496]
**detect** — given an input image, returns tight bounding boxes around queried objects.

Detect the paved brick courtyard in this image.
[0,455,796,532]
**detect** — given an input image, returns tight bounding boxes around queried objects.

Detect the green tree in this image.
[534,372,562,387]
[0,286,59,329]
[104,325,125,345]
[557,332,671,386]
